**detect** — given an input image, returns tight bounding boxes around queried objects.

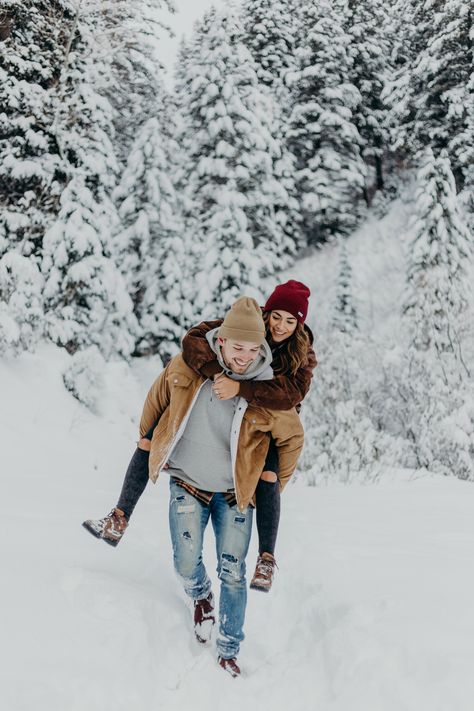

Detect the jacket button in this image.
[173,378,178,383]
[252,419,256,424]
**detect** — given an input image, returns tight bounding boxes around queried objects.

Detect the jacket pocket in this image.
[243,409,271,429]
[168,372,194,389]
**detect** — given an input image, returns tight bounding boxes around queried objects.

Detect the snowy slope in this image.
[273,200,411,339]
[3,206,474,711]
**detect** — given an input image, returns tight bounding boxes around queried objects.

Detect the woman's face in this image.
[268,310,298,343]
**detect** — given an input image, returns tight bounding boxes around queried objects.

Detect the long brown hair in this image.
[263,311,310,376]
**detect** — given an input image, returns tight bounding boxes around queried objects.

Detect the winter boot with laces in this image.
[218,656,241,678]
[82,508,129,547]
[193,591,215,644]
[249,552,277,592]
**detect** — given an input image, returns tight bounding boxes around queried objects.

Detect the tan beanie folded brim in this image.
[218,325,265,345]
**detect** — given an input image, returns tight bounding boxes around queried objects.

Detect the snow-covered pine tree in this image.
[241,0,297,100]
[401,148,474,479]
[412,0,472,190]
[241,0,304,259]
[404,148,472,359]
[386,0,473,191]
[42,3,137,358]
[96,0,175,165]
[176,6,294,316]
[345,0,392,203]
[0,0,70,258]
[114,107,191,360]
[286,0,366,245]
[333,237,358,334]
[0,1,76,354]
[381,0,415,171]
[42,175,137,358]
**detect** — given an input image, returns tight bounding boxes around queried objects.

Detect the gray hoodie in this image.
[166,329,273,492]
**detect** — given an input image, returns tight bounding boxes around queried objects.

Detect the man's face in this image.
[218,337,260,374]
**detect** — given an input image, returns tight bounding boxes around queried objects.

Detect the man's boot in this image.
[82,508,129,547]
[249,552,277,592]
[194,592,215,643]
[218,656,241,678]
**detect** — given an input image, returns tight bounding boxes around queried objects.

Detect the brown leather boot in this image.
[218,656,241,678]
[194,592,215,643]
[82,508,129,547]
[249,552,277,592]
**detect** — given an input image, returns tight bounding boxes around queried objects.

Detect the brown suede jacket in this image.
[181,320,317,410]
[139,354,304,511]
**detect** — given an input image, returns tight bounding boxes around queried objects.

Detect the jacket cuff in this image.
[238,380,253,401]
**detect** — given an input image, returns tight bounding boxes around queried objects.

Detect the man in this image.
[91,297,304,676]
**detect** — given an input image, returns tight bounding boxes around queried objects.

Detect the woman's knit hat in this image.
[218,296,266,344]
[263,280,311,323]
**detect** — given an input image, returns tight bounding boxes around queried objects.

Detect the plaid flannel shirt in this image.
[171,477,238,508]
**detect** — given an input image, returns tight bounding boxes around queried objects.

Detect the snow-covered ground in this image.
[3,205,474,710]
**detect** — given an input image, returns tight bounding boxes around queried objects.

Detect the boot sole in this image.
[82,522,120,547]
[249,582,271,592]
[102,536,120,547]
[82,521,103,539]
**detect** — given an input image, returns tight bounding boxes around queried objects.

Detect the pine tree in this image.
[405,148,472,358]
[386,0,473,190]
[42,175,137,358]
[0,0,70,257]
[0,1,73,355]
[96,0,175,165]
[333,238,358,334]
[177,6,293,316]
[241,0,304,256]
[345,0,392,202]
[41,4,138,358]
[114,110,191,359]
[382,0,415,163]
[241,0,297,100]
[287,0,366,245]
[412,0,472,190]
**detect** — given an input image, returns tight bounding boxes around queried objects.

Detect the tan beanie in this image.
[218,297,265,345]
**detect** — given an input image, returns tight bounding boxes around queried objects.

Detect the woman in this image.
[83,280,316,592]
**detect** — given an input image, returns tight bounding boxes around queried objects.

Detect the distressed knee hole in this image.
[182,531,192,540]
[138,438,151,451]
[261,470,278,483]
[222,553,238,564]
[220,552,242,581]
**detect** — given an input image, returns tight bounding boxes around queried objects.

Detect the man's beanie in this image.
[218,297,266,344]
[263,280,311,323]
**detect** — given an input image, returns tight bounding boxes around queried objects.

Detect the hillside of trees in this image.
[1,0,473,480]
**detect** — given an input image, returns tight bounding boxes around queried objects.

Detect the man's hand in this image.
[213,373,240,400]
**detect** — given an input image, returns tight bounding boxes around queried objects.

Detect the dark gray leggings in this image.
[116,428,281,556]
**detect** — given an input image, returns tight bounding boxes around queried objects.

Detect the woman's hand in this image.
[213,373,240,400]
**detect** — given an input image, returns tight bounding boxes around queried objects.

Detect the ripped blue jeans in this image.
[168,479,253,659]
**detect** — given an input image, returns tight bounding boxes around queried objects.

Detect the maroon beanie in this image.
[263,280,311,323]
